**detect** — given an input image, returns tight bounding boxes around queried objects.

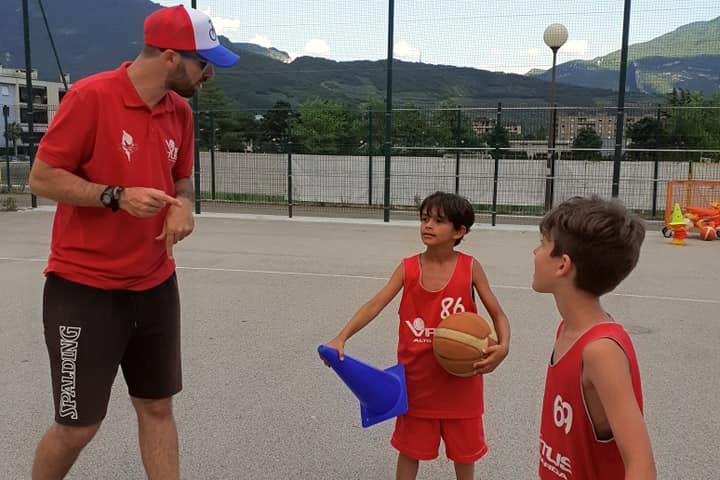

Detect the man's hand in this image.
[155,197,194,259]
[119,187,182,217]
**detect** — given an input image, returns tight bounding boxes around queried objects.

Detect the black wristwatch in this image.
[100,186,124,212]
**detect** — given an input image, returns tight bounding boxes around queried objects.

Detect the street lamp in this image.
[543,23,568,212]
[2,105,10,191]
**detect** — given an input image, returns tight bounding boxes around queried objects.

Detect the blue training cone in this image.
[318,345,408,428]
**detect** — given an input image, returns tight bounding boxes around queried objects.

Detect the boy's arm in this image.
[583,339,656,480]
[324,263,404,360]
[471,259,510,373]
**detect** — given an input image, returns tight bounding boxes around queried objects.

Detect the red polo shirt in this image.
[37,62,194,290]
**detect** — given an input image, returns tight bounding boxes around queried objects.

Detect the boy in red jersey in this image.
[324,191,510,480]
[533,196,656,480]
[28,6,239,480]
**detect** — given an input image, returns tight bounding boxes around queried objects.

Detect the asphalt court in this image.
[1,208,718,479]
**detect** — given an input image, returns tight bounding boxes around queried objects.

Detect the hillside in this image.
[213,53,655,109]
[528,16,720,95]
[0,0,156,81]
[231,43,291,63]
[0,0,666,110]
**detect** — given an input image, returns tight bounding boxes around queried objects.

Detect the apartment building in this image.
[0,65,69,156]
[555,110,642,150]
[472,117,523,137]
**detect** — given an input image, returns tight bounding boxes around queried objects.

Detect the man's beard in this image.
[167,66,199,98]
[169,80,197,99]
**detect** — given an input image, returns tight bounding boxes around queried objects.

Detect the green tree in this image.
[483,123,510,160]
[294,98,363,154]
[197,80,228,150]
[365,98,428,155]
[3,122,22,155]
[392,106,429,154]
[626,116,667,161]
[218,113,259,152]
[259,101,296,152]
[362,98,483,156]
[428,102,480,151]
[198,80,259,152]
[366,97,388,155]
[367,98,458,156]
[572,127,603,160]
[663,89,720,159]
[627,116,664,148]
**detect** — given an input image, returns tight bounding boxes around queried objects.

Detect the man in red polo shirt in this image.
[28,6,239,480]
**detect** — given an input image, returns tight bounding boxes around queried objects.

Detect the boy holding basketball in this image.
[324,191,510,480]
[532,196,656,479]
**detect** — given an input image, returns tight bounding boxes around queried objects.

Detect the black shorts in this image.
[42,273,182,426]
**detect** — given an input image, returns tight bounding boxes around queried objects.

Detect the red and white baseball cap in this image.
[144,5,240,68]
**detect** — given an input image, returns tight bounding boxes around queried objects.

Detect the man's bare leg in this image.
[132,396,179,480]
[32,422,100,480]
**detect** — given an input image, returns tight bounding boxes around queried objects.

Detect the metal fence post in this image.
[191,0,200,213]
[193,109,201,212]
[22,0,37,207]
[491,102,502,226]
[3,105,10,191]
[287,116,293,218]
[455,107,461,194]
[209,112,216,200]
[383,0,395,222]
[651,104,660,218]
[368,106,373,205]
[612,0,632,198]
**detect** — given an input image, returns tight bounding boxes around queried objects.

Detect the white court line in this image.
[2,257,718,305]
[173,266,720,305]
[25,206,541,232]
[0,257,46,262]
[178,265,386,281]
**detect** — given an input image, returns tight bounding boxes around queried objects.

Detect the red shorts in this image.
[391,414,488,463]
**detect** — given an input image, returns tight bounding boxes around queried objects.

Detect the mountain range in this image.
[527,17,720,97]
[0,0,717,110]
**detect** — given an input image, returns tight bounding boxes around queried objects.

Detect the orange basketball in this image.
[700,226,716,241]
[433,312,498,377]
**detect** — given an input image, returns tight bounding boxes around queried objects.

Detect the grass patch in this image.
[200,192,286,203]
[474,203,545,216]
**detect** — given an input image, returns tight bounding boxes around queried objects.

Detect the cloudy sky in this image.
[156,0,718,74]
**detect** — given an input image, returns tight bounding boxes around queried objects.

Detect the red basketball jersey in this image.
[539,322,643,480]
[397,252,484,418]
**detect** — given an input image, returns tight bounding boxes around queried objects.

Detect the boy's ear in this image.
[453,225,468,239]
[557,254,573,276]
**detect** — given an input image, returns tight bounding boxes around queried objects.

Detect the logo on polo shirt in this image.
[165,139,178,163]
[121,130,137,161]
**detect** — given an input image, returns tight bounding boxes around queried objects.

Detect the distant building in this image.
[0,65,70,156]
[509,139,570,159]
[472,117,522,137]
[555,111,642,152]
